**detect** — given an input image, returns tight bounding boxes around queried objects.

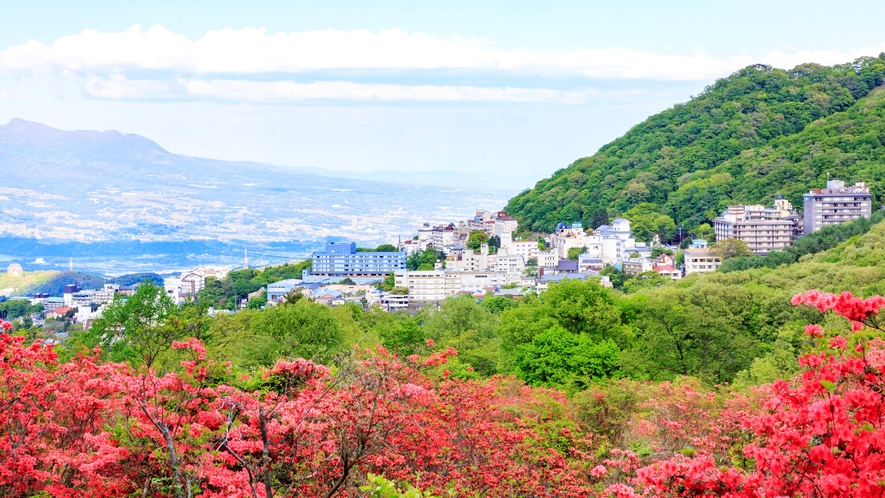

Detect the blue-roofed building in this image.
[310,242,407,277]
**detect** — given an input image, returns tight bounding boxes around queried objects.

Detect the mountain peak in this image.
[0,118,171,164]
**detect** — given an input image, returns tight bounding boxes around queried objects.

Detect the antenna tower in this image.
[244,246,249,269]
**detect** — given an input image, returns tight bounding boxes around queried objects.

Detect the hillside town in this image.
[6,178,873,334]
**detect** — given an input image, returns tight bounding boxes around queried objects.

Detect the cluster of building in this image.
[679,179,875,275]
[380,210,663,309]
[13,282,141,331]
[8,179,874,323]
[163,266,230,303]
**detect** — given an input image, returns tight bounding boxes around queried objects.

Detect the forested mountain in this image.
[507,55,885,233]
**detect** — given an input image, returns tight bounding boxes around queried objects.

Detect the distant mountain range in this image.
[288,166,541,190]
[0,119,517,273]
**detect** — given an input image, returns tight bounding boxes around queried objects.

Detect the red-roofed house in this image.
[653,265,682,280]
[46,307,74,319]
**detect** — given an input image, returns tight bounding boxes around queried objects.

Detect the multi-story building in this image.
[92,284,119,305]
[62,284,81,307]
[446,245,492,272]
[712,197,803,254]
[70,290,96,308]
[803,180,873,234]
[311,242,407,277]
[683,248,721,275]
[394,269,501,303]
[430,224,457,251]
[380,293,410,312]
[622,258,653,276]
[537,250,560,269]
[595,218,638,263]
[394,270,450,302]
[266,279,304,303]
[493,213,518,237]
[180,267,207,297]
[509,240,540,261]
[493,253,526,285]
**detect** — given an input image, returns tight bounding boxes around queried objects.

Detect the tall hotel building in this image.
[803,181,873,235]
[712,197,803,254]
[311,242,407,277]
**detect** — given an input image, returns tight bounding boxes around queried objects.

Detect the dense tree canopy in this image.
[507,56,885,233]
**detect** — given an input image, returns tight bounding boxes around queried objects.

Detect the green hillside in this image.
[507,55,885,234]
[0,270,60,296]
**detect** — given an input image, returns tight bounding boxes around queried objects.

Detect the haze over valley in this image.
[0,118,515,272]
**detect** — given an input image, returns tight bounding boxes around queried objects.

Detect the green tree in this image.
[623,203,677,243]
[515,325,620,390]
[245,299,344,366]
[600,265,629,291]
[711,238,753,260]
[407,248,443,271]
[422,296,500,376]
[567,246,588,260]
[374,244,398,252]
[693,223,714,241]
[378,271,396,291]
[246,290,268,309]
[480,296,519,314]
[466,230,489,251]
[621,284,759,383]
[540,278,625,342]
[83,281,178,367]
[622,271,668,293]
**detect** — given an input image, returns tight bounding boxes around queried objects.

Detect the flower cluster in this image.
[792,290,885,323]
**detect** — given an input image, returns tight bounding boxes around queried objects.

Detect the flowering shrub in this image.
[2,289,884,497]
[624,291,885,497]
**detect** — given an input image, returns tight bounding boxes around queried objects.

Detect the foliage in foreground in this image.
[3,289,885,496]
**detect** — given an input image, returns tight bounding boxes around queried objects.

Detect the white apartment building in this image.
[92,284,119,305]
[395,270,450,302]
[684,248,722,275]
[596,218,638,263]
[446,244,492,272]
[712,197,803,254]
[180,267,207,296]
[395,269,500,303]
[538,250,560,269]
[803,180,873,234]
[418,223,433,243]
[622,258,654,276]
[164,276,182,301]
[492,253,526,285]
[430,224,457,251]
[509,240,539,260]
[494,214,519,236]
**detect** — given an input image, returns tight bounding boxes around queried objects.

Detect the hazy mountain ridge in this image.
[0,119,514,271]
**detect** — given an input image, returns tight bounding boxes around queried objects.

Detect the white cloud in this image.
[2,25,883,81]
[84,74,168,99]
[3,25,884,104]
[179,79,598,103]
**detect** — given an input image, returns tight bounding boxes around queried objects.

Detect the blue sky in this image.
[2,0,884,179]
